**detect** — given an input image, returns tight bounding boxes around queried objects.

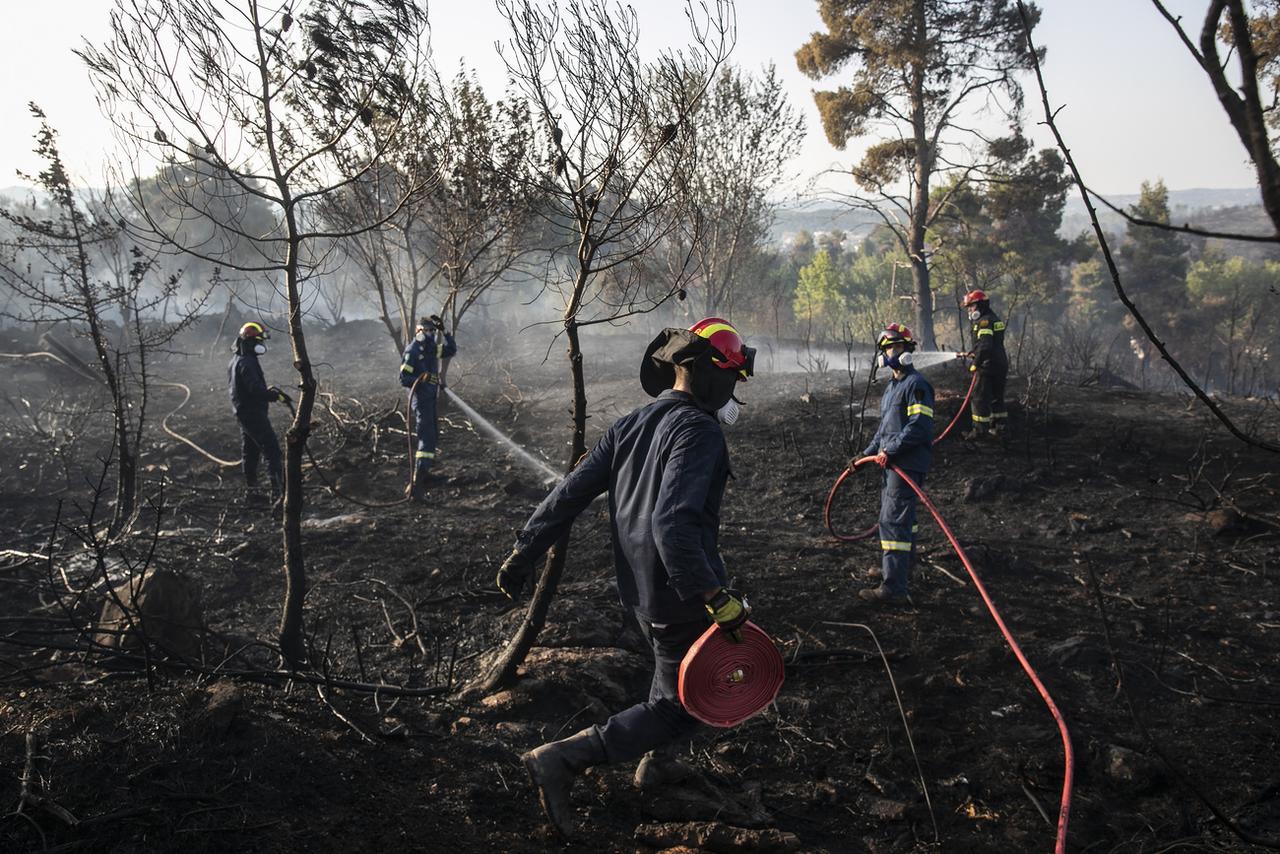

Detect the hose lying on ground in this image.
[154,377,420,507]
[154,380,241,468]
[845,454,1075,854]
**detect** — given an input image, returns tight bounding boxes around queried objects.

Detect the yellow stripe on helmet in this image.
[694,322,736,340]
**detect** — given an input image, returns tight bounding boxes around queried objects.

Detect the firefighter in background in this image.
[228,321,289,502]
[858,323,934,605]
[961,289,1009,438]
[400,315,457,499]
[494,317,755,838]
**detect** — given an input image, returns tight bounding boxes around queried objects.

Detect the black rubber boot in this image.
[410,465,432,502]
[521,727,606,838]
[858,585,912,606]
[633,749,695,789]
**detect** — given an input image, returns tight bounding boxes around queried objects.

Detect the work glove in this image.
[267,386,291,404]
[429,314,445,331]
[705,587,751,642]
[495,549,535,600]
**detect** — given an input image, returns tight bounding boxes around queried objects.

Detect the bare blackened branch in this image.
[1018,0,1280,453]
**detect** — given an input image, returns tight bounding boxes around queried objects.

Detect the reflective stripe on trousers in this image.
[879,467,925,596]
[412,390,439,475]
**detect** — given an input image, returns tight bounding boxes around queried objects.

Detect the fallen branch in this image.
[0,635,450,698]
[15,731,79,826]
[822,621,939,844]
[316,684,374,743]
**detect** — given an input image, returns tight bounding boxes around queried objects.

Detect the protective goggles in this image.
[713,345,756,380]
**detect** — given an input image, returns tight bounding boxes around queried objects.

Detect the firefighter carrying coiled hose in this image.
[493,317,783,839]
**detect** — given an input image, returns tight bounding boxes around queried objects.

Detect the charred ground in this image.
[1,321,1279,853]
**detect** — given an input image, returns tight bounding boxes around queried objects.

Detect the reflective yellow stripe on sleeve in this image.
[881,540,912,552]
[401,363,415,374]
[906,404,933,418]
[971,413,993,423]
[415,451,435,460]
[977,328,994,337]
[993,321,1006,331]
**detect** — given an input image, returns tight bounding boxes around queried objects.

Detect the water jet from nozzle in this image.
[443,387,561,485]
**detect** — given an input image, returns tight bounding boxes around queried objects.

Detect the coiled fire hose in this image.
[677,621,785,728]
[824,365,979,542]
[843,455,1075,853]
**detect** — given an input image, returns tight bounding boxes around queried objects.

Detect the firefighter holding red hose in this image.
[858,323,934,606]
[494,317,755,838]
[960,289,1009,439]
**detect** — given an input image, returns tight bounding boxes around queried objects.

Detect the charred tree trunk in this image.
[468,273,591,695]
[278,213,315,669]
[112,397,137,534]
[69,216,136,535]
[210,291,235,358]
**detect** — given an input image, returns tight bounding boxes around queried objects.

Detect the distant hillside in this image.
[1059,189,1280,260]
[1061,187,1267,237]
[770,205,884,242]
[0,185,42,203]
[773,188,1277,257]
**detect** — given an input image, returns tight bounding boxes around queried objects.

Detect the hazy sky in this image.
[0,0,1259,196]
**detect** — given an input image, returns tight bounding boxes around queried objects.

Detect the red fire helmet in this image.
[238,321,269,341]
[689,317,754,380]
[876,322,916,351]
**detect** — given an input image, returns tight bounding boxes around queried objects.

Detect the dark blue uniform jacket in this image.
[228,352,274,418]
[515,390,730,624]
[399,332,457,393]
[972,308,1008,373]
[862,366,935,474]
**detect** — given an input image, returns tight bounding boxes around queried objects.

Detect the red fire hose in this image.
[824,367,978,542]
[678,621,785,728]
[933,366,980,445]
[846,455,1075,853]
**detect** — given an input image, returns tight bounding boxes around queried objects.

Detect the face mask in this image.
[880,349,912,370]
[415,331,427,343]
[716,396,741,426]
[968,308,981,322]
[254,343,266,355]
